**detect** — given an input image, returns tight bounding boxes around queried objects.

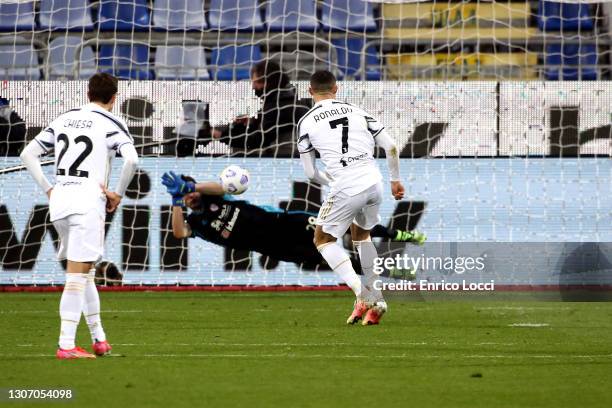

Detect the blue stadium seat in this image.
[211,45,262,80]
[332,39,380,80]
[321,0,377,32]
[208,0,265,31]
[545,44,597,80]
[155,46,210,80]
[153,0,208,31]
[47,37,96,79]
[0,2,36,32]
[266,0,318,32]
[0,45,40,80]
[98,0,151,31]
[99,44,153,79]
[39,0,94,31]
[538,1,594,31]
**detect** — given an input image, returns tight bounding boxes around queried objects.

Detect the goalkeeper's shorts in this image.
[53,212,105,263]
[316,182,382,240]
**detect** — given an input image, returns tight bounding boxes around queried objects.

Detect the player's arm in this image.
[171,206,192,239]
[375,129,404,200]
[194,181,224,196]
[105,143,139,213]
[19,128,54,197]
[297,124,331,186]
[300,150,331,186]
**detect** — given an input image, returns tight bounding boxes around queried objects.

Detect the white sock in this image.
[59,273,87,350]
[318,242,362,298]
[83,269,106,343]
[354,238,384,304]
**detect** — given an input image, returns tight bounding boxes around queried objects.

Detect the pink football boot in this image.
[92,340,112,356]
[56,346,96,359]
[362,302,388,326]
[346,300,370,325]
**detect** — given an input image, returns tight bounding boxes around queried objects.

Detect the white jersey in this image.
[297,99,385,196]
[34,103,133,221]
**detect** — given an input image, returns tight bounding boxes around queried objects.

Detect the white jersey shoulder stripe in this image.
[90,110,133,141]
[297,104,324,131]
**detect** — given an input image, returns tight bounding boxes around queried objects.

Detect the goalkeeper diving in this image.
[161,172,426,268]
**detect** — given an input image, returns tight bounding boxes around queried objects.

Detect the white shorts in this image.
[317,182,383,239]
[53,212,105,263]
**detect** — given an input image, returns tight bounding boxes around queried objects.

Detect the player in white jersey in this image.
[298,71,406,325]
[20,73,139,358]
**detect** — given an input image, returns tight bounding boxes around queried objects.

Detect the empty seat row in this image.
[0,0,376,33]
[538,1,594,32]
[0,38,377,80]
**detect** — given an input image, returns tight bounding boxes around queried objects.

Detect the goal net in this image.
[0,0,611,287]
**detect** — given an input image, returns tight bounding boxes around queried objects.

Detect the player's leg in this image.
[352,183,387,326]
[54,215,96,359]
[314,194,364,303]
[80,213,111,356]
[315,191,375,324]
[370,224,427,245]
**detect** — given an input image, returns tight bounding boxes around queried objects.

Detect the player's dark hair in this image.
[251,60,290,91]
[181,175,197,184]
[88,73,118,104]
[309,70,336,94]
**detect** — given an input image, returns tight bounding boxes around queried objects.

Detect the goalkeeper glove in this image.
[161,171,195,207]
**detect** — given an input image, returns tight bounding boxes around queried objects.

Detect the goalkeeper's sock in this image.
[317,242,362,298]
[354,238,384,304]
[58,273,87,350]
[83,269,106,343]
[370,224,395,239]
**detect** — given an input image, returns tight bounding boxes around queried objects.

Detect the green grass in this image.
[0,292,611,408]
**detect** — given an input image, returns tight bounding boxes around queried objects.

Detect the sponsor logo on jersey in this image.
[220,207,241,239]
[209,203,219,212]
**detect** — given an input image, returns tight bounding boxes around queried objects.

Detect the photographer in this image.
[212,60,308,157]
[0,98,26,156]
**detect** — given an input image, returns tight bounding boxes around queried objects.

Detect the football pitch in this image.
[0,291,611,408]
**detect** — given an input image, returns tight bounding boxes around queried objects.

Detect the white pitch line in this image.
[475,307,573,311]
[6,341,429,348]
[509,323,550,327]
[1,353,611,360]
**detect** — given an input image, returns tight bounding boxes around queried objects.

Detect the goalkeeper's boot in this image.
[92,340,112,356]
[362,301,387,326]
[346,300,370,325]
[56,346,96,359]
[393,230,427,246]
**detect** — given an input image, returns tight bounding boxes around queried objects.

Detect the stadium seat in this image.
[545,44,598,80]
[538,1,594,31]
[332,39,380,80]
[39,0,94,31]
[98,0,151,31]
[47,37,96,79]
[0,45,40,80]
[208,0,265,31]
[155,46,210,80]
[153,0,208,31]
[211,45,262,80]
[99,44,153,80]
[266,0,318,32]
[321,0,377,32]
[0,2,36,32]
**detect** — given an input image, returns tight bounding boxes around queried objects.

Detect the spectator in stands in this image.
[212,60,309,157]
[0,98,26,157]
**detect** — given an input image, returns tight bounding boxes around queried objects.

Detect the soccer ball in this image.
[219,165,250,195]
